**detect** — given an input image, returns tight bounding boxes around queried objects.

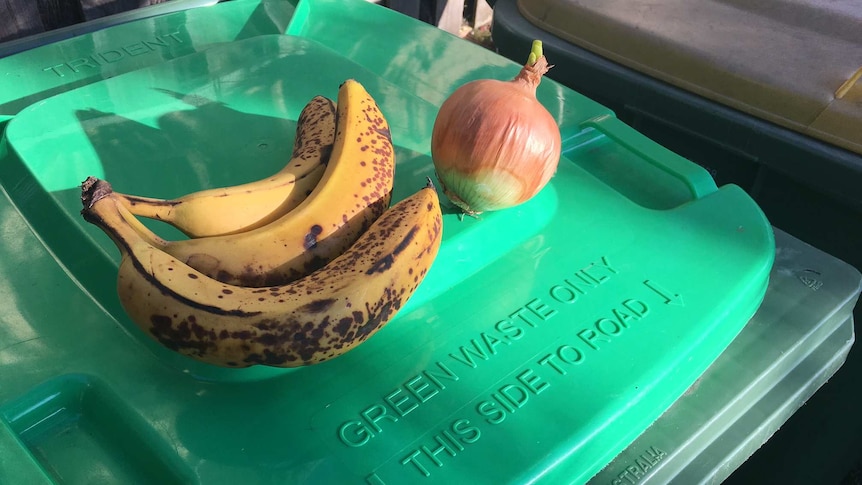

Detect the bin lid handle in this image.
[835,66,862,99]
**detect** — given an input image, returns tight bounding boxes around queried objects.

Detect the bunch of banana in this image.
[79,79,444,367]
[117,79,396,288]
[113,95,337,238]
[81,177,442,367]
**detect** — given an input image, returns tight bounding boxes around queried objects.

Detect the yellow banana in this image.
[153,79,395,287]
[80,176,442,368]
[114,95,336,238]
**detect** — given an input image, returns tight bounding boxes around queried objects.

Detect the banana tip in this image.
[81,176,114,211]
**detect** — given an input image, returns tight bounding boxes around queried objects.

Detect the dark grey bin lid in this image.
[515,0,862,155]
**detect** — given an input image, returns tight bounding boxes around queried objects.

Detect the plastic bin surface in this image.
[0,1,773,483]
[510,0,862,156]
[0,0,296,115]
[591,228,861,484]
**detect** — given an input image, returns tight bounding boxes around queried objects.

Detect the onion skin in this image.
[431,53,561,215]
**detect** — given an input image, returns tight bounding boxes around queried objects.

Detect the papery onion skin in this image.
[431,47,561,215]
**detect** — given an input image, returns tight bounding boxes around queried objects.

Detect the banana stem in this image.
[81,177,167,249]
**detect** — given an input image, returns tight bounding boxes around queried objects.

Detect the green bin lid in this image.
[0,0,296,116]
[0,1,774,483]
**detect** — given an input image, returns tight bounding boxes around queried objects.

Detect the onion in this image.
[431,40,561,215]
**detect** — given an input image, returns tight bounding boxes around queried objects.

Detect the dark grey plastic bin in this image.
[491,0,862,287]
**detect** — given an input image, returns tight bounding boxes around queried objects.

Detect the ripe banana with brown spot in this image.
[80,176,442,368]
[113,95,336,238]
[153,79,395,287]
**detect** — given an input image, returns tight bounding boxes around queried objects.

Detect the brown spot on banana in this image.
[184,253,221,277]
[365,226,418,275]
[300,298,336,313]
[372,126,391,141]
[303,224,324,250]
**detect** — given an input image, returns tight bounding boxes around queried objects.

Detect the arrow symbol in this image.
[644,280,684,306]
